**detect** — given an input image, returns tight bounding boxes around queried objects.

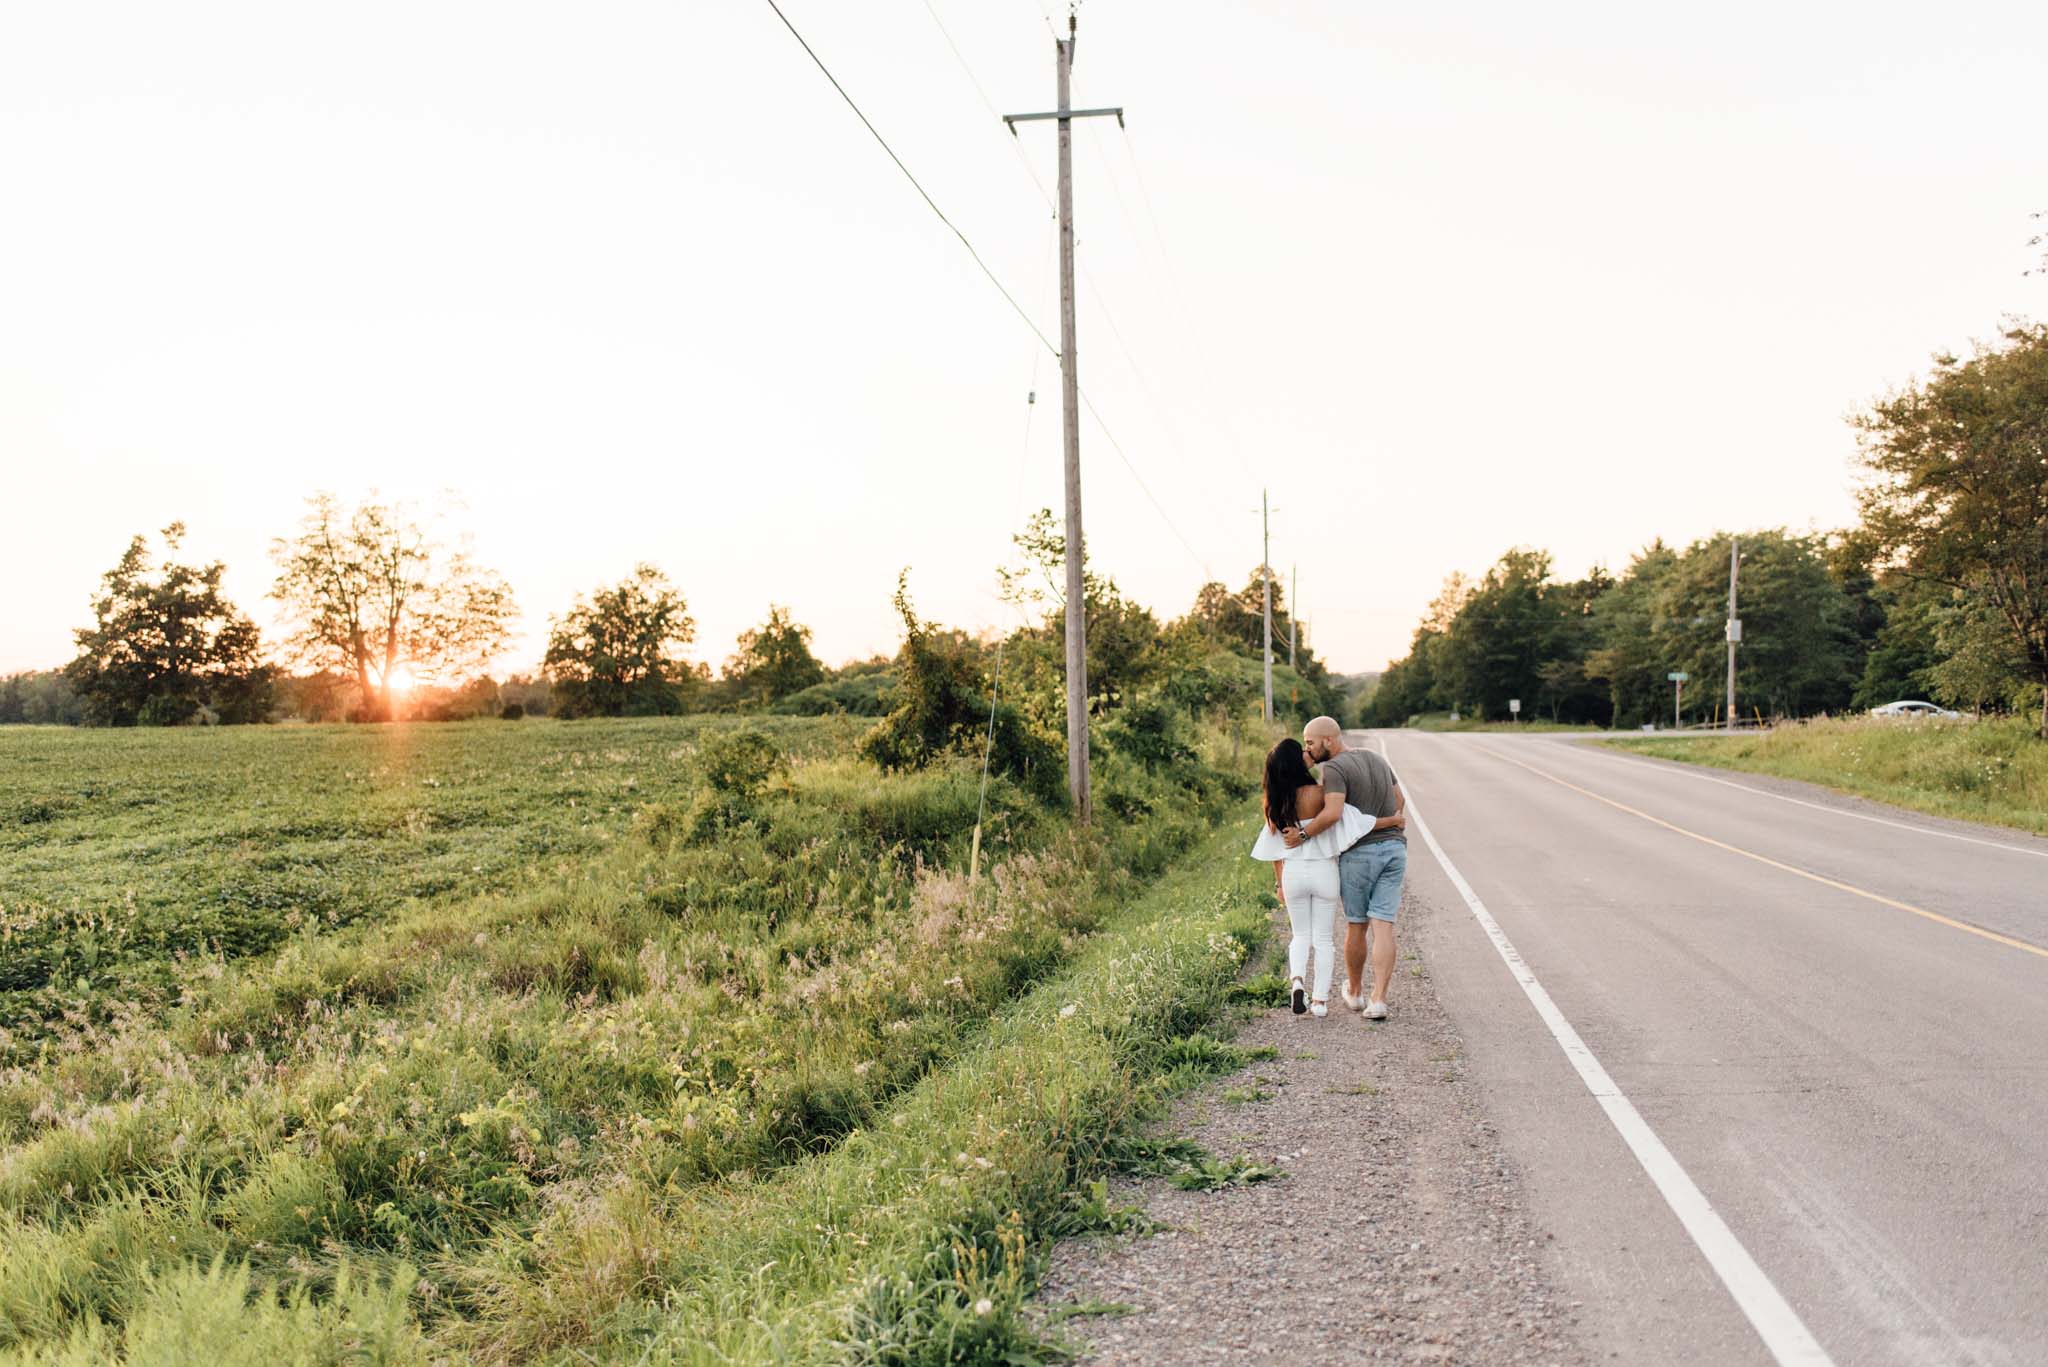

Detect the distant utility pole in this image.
[1006,15,1122,823]
[1289,564,1298,671]
[1725,538,1742,730]
[1287,564,1298,710]
[1262,489,1274,722]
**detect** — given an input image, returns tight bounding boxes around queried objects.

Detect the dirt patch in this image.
[1032,888,1589,1364]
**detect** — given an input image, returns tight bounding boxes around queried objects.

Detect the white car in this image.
[1868,699,1962,720]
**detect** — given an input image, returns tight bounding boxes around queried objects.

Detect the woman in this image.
[1252,737,1374,1018]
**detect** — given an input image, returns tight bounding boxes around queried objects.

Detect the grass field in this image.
[1,717,866,1061]
[0,715,1266,1362]
[1603,715,2048,836]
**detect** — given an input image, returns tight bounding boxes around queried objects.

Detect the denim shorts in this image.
[1337,839,1407,924]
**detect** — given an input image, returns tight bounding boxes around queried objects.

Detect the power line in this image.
[1077,386,1211,578]
[768,0,1219,584]
[1114,125,1259,483]
[761,0,1058,357]
[920,0,1057,215]
[911,3,1223,578]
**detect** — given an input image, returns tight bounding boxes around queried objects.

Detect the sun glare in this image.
[384,664,418,696]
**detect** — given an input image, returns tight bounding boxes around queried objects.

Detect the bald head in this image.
[1303,716,1344,762]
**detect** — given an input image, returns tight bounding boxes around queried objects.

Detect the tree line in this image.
[7,492,1354,739]
[1363,322,2048,735]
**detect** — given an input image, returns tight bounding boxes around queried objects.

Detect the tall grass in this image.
[0,715,1258,1361]
[1605,715,2048,835]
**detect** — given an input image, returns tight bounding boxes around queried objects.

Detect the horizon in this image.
[5,2,2045,678]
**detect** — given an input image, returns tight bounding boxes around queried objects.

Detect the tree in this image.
[65,524,272,726]
[724,605,826,706]
[1922,591,2035,714]
[1851,578,1943,710]
[863,574,1061,801]
[271,494,516,721]
[1363,572,1470,726]
[1585,542,1678,728]
[999,508,1163,715]
[544,564,698,717]
[0,671,84,726]
[1855,323,2048,733]
[1643,532,1858,722]
[1436,548,1569,720]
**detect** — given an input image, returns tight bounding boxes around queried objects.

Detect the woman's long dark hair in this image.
[1263,738,1316,830]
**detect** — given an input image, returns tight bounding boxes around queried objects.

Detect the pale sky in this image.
[4,2,2044,678]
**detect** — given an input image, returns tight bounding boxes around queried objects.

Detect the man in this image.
[1282,716,1406,1018]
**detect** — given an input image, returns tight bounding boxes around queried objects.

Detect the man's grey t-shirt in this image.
[1319,748,1403,846]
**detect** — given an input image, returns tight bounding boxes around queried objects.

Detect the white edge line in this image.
[1570,741,2048,862]
[1381,738,1836,1367]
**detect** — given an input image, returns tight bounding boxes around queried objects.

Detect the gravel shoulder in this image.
[1031,883,1591,1365]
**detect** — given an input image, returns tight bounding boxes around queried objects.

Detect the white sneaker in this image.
[1363,1000,1388,1020]
[1290,977,1307,1015]
[1310,999,1329,1019]
[1341,986,1365,1013]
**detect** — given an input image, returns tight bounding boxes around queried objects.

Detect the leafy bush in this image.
[771,670,897,716]
[698,727,784,801]
[1102,696,1195,772]
[862,577,1063,803]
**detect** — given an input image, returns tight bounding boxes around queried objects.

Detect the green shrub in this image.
[1102,696,1195,772]
[772,671,897,717]
[698,727,784,801]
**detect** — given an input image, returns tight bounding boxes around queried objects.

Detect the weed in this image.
[1052,1179,1158,1238]
[1226,972,1290,1007]
[1168,1155,1284,1192]
[1103,1134,1209,1179]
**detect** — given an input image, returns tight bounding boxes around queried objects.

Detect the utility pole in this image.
[1725,537,1742,731]
[1288,563,1298,710]
[1289,564,1297,671]
[1006,17,1122,823]
[1262,489,1274,722]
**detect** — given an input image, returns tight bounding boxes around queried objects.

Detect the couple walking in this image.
[1251,716,1407,1019]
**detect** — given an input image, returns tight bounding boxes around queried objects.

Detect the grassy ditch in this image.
[1603,715,2048,836]
[0,716,1261,1361]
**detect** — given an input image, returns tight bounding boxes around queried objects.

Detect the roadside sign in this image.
[1726,619,1742,643]
[1667,671,1689,682]
[1508,699,1521,714]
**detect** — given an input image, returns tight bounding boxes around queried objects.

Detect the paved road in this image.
[1368,730,2048,1367]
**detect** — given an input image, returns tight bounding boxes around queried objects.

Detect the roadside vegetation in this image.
[1605,715,2048,836]
[0,701,1265,1361]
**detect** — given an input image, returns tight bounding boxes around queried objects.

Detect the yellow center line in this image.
[1473,742,2048,964]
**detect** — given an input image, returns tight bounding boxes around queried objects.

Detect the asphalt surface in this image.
[1370,730,2048,1367]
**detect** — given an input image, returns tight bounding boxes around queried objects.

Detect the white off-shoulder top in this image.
[1249,802,1379,862]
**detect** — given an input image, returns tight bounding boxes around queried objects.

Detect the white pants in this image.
[1281,857,1339,1003]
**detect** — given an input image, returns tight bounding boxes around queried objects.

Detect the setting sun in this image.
[383,664,417,696]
